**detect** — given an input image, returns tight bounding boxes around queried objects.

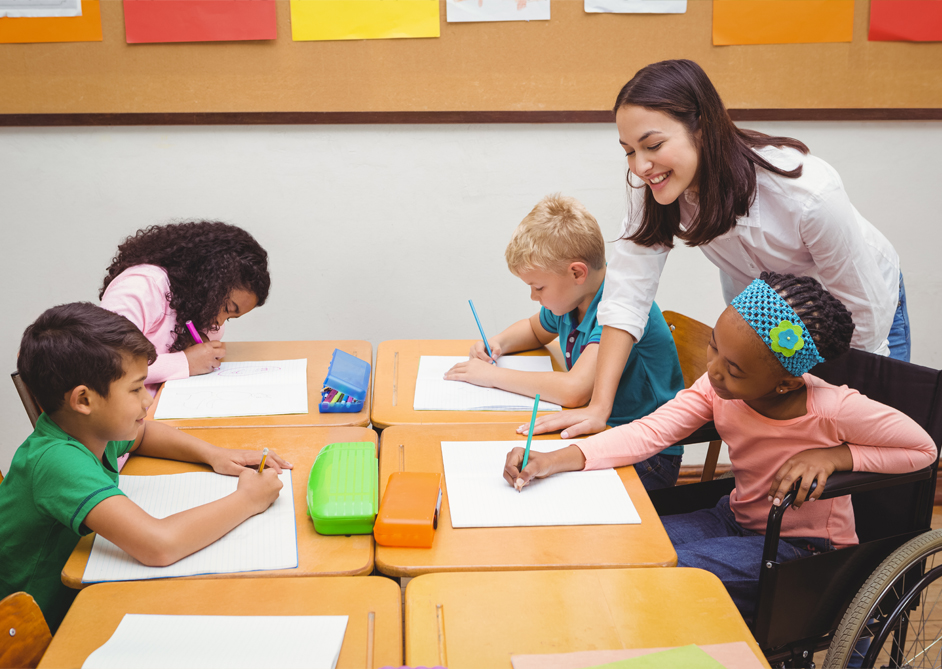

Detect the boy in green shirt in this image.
[0,303,290,631]
[446,194,685,489]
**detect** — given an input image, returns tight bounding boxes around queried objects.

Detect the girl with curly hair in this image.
[100,221,271,394]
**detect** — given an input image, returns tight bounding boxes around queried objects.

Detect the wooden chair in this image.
[0,593,52,668]
[11,372,41,428]
[661,311,723,482]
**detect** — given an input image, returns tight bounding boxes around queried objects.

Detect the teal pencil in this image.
[520,393,540,475]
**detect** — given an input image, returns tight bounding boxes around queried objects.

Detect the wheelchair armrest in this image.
[670,422,720,446]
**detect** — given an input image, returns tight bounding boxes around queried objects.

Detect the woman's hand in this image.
[768,445,853,509]
[518,405,609,439]
[184,341,226,375]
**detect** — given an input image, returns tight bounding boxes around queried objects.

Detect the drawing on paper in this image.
[446,0,549,23]
[217,366,281,377]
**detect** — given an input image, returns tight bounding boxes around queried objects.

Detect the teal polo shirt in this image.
[539,281,685,455]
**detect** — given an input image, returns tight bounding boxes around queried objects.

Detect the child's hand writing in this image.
[469,340,501,362]
[502,444,587,491]
[184,341,226,375]
[236,468,283,514]
[444,358,498,387]
[209,448,293,477]
[768,444,853,509]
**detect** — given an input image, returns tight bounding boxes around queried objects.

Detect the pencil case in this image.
[306,442,378,535]
[374,472,442,548]
[319,349,370,413]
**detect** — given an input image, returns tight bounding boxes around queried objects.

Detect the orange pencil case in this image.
[374,472,442,548]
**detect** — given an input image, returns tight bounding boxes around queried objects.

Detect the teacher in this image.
[528,59,909,439]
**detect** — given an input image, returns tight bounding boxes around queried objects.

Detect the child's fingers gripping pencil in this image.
[257,448,269,474]
[468,299,497,365]
[516,394,540,492]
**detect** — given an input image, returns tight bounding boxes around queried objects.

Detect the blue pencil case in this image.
[319,349,370,413]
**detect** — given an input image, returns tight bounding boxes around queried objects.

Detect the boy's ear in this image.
[67,385,94,416]
[569,262,589,284]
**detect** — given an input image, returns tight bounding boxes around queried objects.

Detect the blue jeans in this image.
[661,496,832,619]
[888,272,911,362]
[634,453,682,491]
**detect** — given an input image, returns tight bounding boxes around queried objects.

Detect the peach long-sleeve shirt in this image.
[100,264,225,395]
[579,373,936,547]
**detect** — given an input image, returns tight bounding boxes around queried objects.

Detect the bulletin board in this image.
[1,0,941,124]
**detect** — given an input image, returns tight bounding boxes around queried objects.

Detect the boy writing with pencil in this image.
[0,303,290,631]
[445,194,685,489]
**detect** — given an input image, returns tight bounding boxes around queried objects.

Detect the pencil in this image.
[185,320,203,344]
[257,448,269,474]
[468,299,496,364]
[519,393,540,488]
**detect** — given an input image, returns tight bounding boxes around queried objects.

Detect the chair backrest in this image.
[11,372,42,428]
[0,592,52,668]
[661,311,712,389]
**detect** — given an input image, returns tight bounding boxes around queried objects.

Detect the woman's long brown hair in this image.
[615,59,809,249]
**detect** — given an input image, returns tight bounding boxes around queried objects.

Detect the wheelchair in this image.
[649,349,942,668]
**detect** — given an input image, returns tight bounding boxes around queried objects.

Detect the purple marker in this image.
[185,320,203,344]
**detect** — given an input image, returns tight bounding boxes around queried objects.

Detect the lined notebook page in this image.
[413,356,562,411]
[83,471,297,583]
[154,359,308,419]
[441,441,641,528]
[82,614,348,669]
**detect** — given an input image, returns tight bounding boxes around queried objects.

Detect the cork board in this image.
[1,0,941,116]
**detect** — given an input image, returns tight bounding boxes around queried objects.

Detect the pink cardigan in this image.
[100,265,225,396]
[578,373,936,547]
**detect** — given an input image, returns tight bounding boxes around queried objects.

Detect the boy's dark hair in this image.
[99,221,270,353]
[17,303,157,413]
[759,272,856,361]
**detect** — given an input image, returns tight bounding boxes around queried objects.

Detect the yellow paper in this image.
[713,0,854,45]
[290,0,440,41]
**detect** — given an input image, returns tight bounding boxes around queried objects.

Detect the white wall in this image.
[1,121,940,471]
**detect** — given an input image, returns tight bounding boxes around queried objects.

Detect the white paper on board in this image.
[585,0,686,14]
[447,0,550,23]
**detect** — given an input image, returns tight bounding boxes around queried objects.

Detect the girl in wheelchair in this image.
[504,272,936,619]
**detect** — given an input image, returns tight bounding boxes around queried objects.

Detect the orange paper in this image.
[0,0,102,43]
[713,0,854,45]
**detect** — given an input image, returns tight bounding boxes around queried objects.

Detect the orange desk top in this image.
[371,339,567,429]
[375,424,676,577]
[62,427,376,590]
[406,569,770,669]
[41,576,401,668]
[146,340,372,428]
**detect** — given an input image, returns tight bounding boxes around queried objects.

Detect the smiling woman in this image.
[528,59,910,440]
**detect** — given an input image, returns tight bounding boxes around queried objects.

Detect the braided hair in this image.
[100,221,270,352]
[759,272,855,361]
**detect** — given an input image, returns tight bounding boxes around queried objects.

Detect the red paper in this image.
[123,0,277,44]
[869,0,942,41]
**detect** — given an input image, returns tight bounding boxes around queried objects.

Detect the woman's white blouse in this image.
[598,146,899,355]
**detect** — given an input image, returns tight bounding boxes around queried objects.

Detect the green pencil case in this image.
[306,442,378,535]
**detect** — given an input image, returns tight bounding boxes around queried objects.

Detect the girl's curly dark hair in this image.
[100,221,270,352]
[759,271,855,361]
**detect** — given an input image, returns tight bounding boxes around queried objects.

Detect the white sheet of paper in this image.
[154,359,308,419]
[585,0,686,13]
[441,440,641,528]
[413,356,562,412]
[446,0,550,22]
[82,614,348,669]
[83,471,297,583]
[0,0,81,18]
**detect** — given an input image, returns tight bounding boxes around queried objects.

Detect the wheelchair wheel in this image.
[825,529,942,668]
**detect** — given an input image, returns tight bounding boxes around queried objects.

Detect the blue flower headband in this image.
[730,279,825,377]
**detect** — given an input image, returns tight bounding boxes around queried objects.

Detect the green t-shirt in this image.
[0,413,133,631]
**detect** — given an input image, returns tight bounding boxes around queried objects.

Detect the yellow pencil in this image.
[257,448,269,474]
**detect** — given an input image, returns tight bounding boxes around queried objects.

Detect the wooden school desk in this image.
[61,426,376,590]
[375,424,676,577]
[40,576,402,668]
[371,339,566,429]
[146,340,372,428]
[405,569,771,669]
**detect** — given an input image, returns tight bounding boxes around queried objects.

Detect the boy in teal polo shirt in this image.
[0,303,289,631]
[445,194,684,489]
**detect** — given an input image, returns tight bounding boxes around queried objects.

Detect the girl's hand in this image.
[444,358,498,387]
[470,340,502,363]
[236,468,283,514]
[768,444,853,509]
[518,406,609,439]
[209,448,293,477]
[184,341,226,375]
[502,444,587,491]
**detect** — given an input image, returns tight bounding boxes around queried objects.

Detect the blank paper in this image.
[154,359,308,419]
[441,441,641,528]
[82,614,347,669]
[413,356,562,412]
[83,471,297,583]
